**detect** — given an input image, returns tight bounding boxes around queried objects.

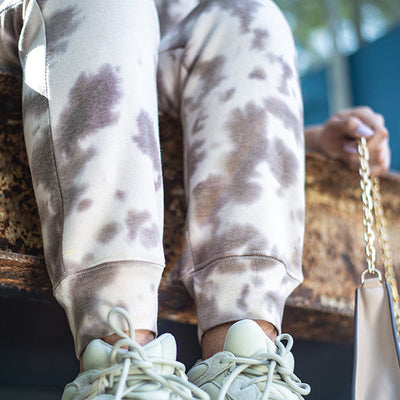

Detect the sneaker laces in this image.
[217,334,311,400]
[88,308,209,400]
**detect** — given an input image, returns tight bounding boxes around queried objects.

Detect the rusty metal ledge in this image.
[1,74,400,344]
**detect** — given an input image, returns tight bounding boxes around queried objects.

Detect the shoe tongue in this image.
[223,320,276,357]
[82,339,113,371]
[83,333,177,374]
[223,320,295,373]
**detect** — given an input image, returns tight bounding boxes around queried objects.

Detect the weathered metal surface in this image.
[297,154,400,333]
[0,250,49,298]
[0,91,43,256]
[1,74,400,343]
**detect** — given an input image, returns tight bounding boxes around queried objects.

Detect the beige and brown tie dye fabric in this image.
[0,0,304,357]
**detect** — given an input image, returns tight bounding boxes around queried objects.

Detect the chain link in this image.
[358,137,376,274]
[358,136,400,340]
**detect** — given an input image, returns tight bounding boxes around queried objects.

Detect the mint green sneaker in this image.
[187,320,311,400]
[61,308,209,400]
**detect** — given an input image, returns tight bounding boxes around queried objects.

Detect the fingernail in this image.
[343,143,358,154]
[357,123,374,137]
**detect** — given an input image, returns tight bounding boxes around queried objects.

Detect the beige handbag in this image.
[353,137,400,399]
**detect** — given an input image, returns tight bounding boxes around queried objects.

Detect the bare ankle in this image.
[102,329,155,347]
[253,320,278,342]
[201,320,278,360]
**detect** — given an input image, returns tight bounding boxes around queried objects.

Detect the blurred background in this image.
[1,0,400,399]
[276,0,400,170]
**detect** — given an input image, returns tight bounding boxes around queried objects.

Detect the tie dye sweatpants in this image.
[0,0,305,357]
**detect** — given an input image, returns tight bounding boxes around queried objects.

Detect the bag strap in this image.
[358,136,400,338]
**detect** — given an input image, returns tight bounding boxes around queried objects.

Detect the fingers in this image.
[369,137,391,176]
[327,115,361,139]
[340,136,390,176]
[355,109,390,175]
[324,106,391,176]
[335,107,387,140]
[327,116,374,148]
[336,106,385,131]
[342,137,358,155]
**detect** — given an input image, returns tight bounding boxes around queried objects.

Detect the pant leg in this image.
[16,0,163,357]
[0,0,23,78]
[158,0,305,340]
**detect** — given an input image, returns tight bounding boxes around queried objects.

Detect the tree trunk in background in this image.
[353,0,364,47]
[325,0,353,113]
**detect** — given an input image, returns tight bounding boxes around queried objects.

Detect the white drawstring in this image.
[90,307,209,400]
[217,334,311,400]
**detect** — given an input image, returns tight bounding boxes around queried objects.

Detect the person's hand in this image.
[305,107,390,176]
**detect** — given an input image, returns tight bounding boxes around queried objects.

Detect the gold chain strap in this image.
[358,137,377,276]
[358,136,400,339]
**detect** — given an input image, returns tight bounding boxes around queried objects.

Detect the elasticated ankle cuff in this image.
[54,260,163,357]
[181,256,302,342]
